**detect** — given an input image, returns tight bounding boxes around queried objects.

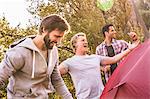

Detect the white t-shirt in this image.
[62,54,104,99]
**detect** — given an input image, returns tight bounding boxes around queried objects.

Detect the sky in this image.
[0,0,33,28]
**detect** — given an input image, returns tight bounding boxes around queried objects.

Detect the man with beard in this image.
[58,32,139,99]
[96,24,139,85]
[0,14,73,99]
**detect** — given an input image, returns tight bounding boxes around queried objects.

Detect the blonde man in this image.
[59,32,139,99]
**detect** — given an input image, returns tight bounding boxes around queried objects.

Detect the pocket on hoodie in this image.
[30,84,49,98]
[7,87,32,98]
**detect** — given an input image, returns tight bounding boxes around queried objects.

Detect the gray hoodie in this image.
[0,36,72,99]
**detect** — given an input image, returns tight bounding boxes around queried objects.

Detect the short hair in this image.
[71,32,86,52]
[102,24,113,37]
[39,14,70,34]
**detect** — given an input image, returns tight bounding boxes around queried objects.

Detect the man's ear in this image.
[42,28,49,35]
[40,27,45,33]
[104,31,108,36]
[74,44,79,50]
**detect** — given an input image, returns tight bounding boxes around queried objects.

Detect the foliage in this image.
[0,0,147,98]
[0,17,37,60]
[136,0,150,30]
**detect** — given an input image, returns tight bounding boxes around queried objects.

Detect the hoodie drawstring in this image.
[31,48,54,78]
[32,51,35,78]
[47,49,53,75]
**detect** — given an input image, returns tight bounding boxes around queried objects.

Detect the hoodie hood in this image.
[10,35,39,52]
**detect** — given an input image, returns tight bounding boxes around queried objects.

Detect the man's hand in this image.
[128,40,140,51]
[127,32,139,42]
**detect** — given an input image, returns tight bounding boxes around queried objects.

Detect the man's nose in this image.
[85,40,88,43]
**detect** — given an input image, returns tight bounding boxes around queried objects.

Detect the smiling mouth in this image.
[83,44,88,48]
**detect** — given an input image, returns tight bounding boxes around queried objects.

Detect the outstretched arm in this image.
[101,40,140,65]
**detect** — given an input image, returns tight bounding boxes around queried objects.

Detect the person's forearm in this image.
[112,49,131,63]
[101,40,139,66]
[101,49,132,65]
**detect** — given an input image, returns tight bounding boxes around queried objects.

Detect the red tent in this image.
[101,39,150,99]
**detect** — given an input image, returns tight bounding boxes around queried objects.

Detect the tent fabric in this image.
[101,39,150,99]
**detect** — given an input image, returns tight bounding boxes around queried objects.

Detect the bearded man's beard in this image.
[43,34,55,49]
